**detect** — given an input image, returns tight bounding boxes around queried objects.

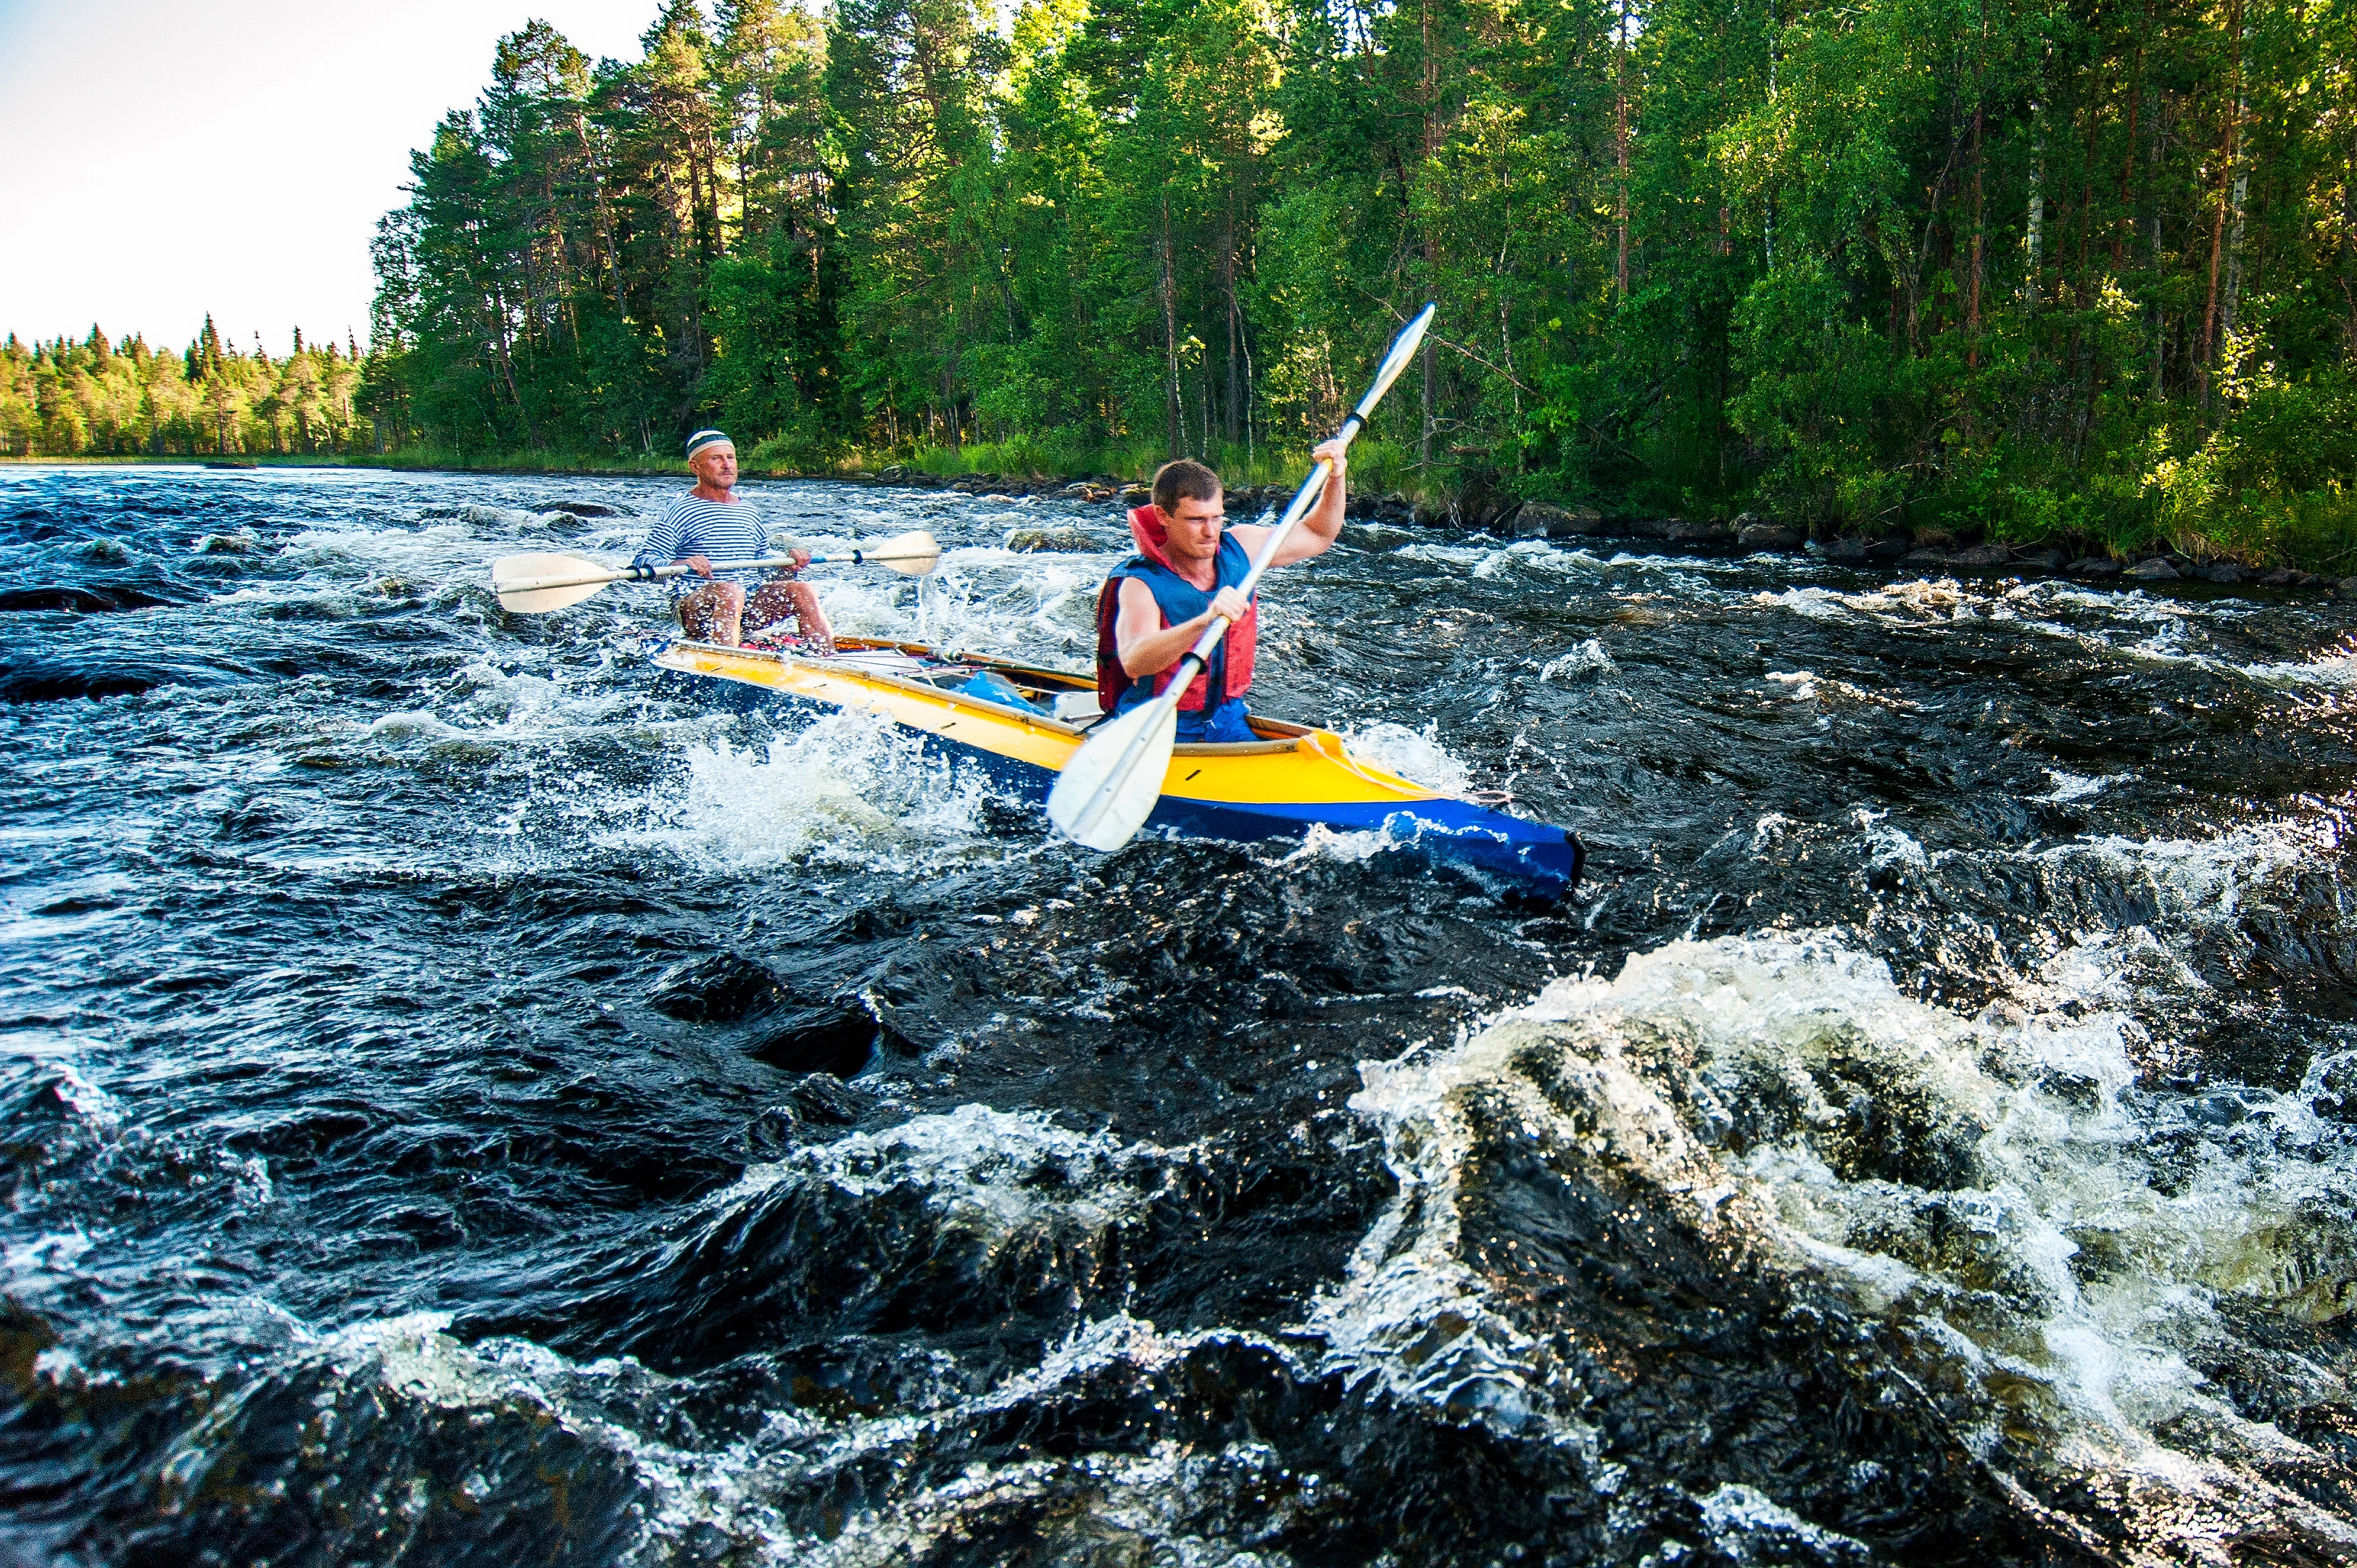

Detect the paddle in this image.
[1048,302,1438,851]
[490,530,943,614]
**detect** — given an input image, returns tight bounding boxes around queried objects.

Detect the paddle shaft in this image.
[497,548,930,595]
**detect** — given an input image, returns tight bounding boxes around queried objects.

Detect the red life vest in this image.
[1094,505,1259,714]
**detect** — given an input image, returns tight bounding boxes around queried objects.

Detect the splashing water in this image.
[7,464,2357,1564]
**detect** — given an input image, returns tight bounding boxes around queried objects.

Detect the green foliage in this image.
[0,322,373,458]
[39,0,2357,563]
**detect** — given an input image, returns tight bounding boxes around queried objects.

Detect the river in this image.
[2,464,2354,1565]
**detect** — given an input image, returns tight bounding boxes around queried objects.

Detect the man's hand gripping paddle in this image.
[1047,303,1437,852]
[489,530,943,614]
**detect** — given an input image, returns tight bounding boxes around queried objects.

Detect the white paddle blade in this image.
[1358,302,1438,418]
[869,530,942,576]
[492,552,618,614]
[1047,695,1179,850]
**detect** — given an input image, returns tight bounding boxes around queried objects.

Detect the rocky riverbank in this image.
[842,466,2357,602]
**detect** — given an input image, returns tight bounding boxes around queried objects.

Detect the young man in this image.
[633,428,835,650]
[1095,441,1348,742]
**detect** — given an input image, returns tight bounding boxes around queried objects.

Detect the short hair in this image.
[1151,458,1222,515]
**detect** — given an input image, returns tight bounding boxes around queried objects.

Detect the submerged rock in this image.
[649,952,791,1023]
[1512,502,1604,539]
[1660,517,1733,543]
[1006,528,1103,553]
[1905,543,2011,569]
[1737,519,1806,549]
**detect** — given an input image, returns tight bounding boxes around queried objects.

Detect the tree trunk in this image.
[2150,88,2168,397]
[2197,0,2247,409]
[1222,193,1242,447]
[2344,121,2357,357]
[2022,96,2045,312]
[1162,199,1182,460]
[1615,0,1631,299]
[2220,147,2253,376]
[1965,105,1984,371]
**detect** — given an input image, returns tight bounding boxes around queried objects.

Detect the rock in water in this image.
[2068,557,2123,577]
[1660,518,1733,543]
[1006,528,1103,552]
[745,1005,882,1077]
[550,500,624,518]
[786,1071,866,1124]
[1736,519,1806,549]
[649,953,790,1022]
[2126,557,2181,580]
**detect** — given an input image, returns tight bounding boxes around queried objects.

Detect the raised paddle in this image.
[490,530,943,614]
[1047,302,1437,852]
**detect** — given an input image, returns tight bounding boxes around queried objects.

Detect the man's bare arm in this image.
[1228,437,1349,569]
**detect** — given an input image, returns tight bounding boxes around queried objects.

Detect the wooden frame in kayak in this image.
[653,635,1583,897]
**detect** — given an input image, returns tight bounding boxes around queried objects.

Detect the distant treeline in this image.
[1,320,374,460]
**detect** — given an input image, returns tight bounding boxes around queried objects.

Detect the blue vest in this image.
[1103,532,1257,715]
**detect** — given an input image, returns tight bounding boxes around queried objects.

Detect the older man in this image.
[1094,440,1349,742]
[634,428,835,650]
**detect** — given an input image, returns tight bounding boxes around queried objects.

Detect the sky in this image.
[0,0,658,357]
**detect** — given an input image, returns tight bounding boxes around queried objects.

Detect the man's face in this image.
[1160,491,1225,562]
[692,444,739,490]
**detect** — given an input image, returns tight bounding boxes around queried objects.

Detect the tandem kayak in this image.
[655,636,1584,899]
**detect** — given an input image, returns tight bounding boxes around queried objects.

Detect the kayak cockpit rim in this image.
[657,636,1312,757]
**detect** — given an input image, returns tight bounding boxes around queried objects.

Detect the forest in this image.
[1,322,371,463]
[11,0,2357,561]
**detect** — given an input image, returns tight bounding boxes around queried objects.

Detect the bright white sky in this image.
[0,0,658,357]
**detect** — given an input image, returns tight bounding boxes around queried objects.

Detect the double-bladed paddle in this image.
[490,530,943,614]
[1047,302,1438,851]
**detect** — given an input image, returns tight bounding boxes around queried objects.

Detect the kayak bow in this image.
[654,636,1583,898]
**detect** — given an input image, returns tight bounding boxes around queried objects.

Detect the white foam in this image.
[2031,770,2119,803]
[1698,1483,1872,1561]
[1540,639,1617,681]
[615,710,1010,874]
[1339,720,1475,795]
[1279,823,1407,867]
[1315,926,2357,1530]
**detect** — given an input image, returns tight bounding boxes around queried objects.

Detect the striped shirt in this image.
[632,493,796,590]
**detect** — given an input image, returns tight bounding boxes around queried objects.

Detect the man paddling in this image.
[1095,444,1348,742]
[634,429,835,650]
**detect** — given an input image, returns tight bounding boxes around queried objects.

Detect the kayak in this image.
[653,635,1584,898]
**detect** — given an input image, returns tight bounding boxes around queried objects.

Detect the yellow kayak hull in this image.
[653,637,1582,895]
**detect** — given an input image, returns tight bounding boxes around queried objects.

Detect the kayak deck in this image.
[653,635,1583,897]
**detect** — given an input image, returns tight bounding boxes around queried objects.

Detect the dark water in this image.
[4,465,2356,1567]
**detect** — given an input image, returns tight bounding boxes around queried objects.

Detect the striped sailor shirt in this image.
[631,492,798,591]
